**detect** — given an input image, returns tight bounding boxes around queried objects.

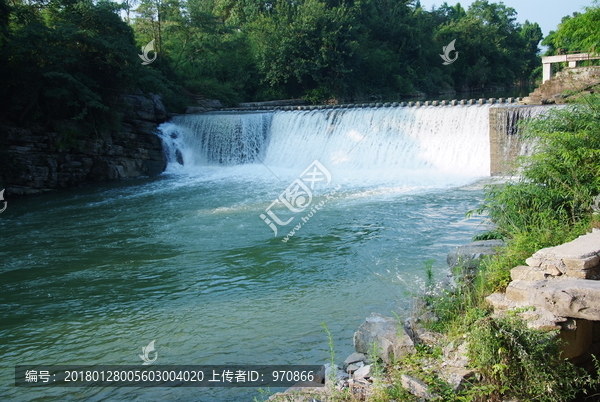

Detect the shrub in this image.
[468,315,587,402]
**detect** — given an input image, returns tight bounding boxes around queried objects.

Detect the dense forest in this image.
[0,0,597,124]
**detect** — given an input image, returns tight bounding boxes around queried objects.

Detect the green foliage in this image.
[416,95,600,400]
[130,0,542,103]
[321,322,336,383]
[1,0,545,123]
[468,315,586,401]
[303,87,334,105]
[435,1,542,89]
[423,258,435,289]
[544,1,600,55]
[477,96,600,232]
[423,273,489,335]
[472,95,600,292]
[1,0,145,125]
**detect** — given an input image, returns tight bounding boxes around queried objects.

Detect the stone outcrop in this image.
[521,66,600,105]
[353,313,416,364]
[487,230,600,362]
[525,230,600,279]
[401,374,440,400]
[1,93,167,196]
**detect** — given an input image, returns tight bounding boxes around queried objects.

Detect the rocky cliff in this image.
[0,93,167,196]
[521,66,600,105]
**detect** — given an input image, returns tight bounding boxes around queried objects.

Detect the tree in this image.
[544,2,600,55]
[249,0,359,98]
[435,0,540,89]
[518,21,543,83]
[1,0,143,123]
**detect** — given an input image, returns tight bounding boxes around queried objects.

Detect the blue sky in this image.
[418,0,595,37]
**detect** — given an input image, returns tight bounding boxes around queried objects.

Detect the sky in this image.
[418,0,595,37]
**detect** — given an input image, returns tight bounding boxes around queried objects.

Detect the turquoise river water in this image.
[1,106,494,401]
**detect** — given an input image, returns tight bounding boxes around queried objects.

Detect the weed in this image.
[468,315,587,402]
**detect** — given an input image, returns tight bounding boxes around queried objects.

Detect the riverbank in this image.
[268,231,600,402]
[267,93,600,402]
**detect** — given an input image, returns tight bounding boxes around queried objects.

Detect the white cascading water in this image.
[158,105,492,181]
[160,112,273,166]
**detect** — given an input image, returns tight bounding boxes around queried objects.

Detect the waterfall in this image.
[158,105,492,179]
[159,112,273,166]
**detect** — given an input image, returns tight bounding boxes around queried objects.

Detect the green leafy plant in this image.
[322,322,337,384]
[468,315,587,402]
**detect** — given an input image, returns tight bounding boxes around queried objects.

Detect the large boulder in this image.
[121,94,166,122]
[149,93,167,122]
[354,313,415,364]
[506,279,600,321]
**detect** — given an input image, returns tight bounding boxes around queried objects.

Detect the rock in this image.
[487,292,565,331]
[323,364,348,386]
[510,265,548,281]
[486,292,517,311]
[518,307,565,331]
[122,94,158,121]
[268,386,327,402]
[439,367,476,391]
[442,341,469,368]
[400,374,439,400]
[343,352,366,366]
[323,363,336,381]
[505,278,600,321]
[354,313,416,364]
[312,365,326,384]
[524,231,600,279]
[559,319,594,359]
[353,364,371,380]
[1,94,167,196]
[149,93,167,122]
[522,66,600,105]
[345,363,362,374]
[334,370,349,384]
[447,240,505,269]
[415,328,443,347]
[419,310,439,323]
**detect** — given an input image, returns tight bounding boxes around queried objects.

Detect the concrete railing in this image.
[542,53,600,83]
[222,97,524,112]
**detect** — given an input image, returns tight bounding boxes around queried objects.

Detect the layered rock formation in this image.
[0,93,167,196]
[487,230,600,362]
